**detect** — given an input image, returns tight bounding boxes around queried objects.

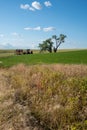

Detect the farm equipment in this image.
[15,49,33,55]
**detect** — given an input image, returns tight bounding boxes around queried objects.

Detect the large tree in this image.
[38,38,53,53]
[52,34,67,52]
[38,34,66,53]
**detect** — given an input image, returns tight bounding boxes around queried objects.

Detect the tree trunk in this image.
[53,47,57,53]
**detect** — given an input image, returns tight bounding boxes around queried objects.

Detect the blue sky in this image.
[0,0,87,49]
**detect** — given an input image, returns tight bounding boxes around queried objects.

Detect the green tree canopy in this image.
[52,34,67,52]
[39,34,67,53]
[38,38,53,53]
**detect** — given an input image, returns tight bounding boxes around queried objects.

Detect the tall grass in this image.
[0,64,87,130]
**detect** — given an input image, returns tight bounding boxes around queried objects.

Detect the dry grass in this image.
[0,64,87,130]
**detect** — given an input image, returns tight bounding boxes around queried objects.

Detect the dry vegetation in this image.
[0,64,87,130]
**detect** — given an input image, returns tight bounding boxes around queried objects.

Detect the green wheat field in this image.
[0,49,87,67]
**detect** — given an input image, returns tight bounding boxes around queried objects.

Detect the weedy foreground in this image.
[0,64,87,130]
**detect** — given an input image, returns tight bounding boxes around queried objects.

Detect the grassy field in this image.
[0,49,87,67]
[0,64,87,130]
[0,49,87,129]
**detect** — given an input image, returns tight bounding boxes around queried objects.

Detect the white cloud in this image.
[33,26,41,31]
[44,1,52,7]
[43,27,55,32]
[24,26,41,31]
[32,1,42,10]
[20,4,35,11]
[0,34,4,38]
[24,26,55,32]
[20,1,52,11]
[29,7,35,11]
[24,27,32,30]
[20,4,30,10]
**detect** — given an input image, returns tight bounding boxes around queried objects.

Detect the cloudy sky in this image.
[0,0,87,49]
